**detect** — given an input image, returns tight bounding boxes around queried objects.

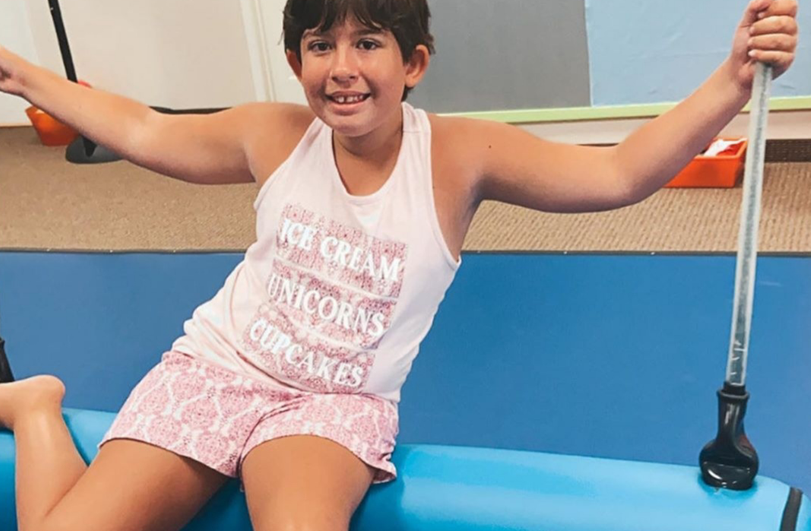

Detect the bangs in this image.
[293,0,387,38]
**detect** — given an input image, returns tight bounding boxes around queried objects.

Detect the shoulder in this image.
[426,113,511,198]
[427,113,485,151]
[427,113,520,167]
[241,102,316,186]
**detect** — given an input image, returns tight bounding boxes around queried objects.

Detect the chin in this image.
[330,120,375,138]
[319,111,376,137]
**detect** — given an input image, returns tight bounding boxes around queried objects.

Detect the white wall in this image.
[253,0,305,104]
[0,1,41,124]
[0,0,257,126]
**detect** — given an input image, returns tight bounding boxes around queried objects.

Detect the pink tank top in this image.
[171,103,460,403]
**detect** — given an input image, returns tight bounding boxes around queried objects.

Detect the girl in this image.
[0,0,799,530]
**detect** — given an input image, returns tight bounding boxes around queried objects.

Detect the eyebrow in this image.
[355,28,384,37]
[303,27,384,40]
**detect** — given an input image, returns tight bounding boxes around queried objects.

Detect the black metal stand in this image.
[0,337,14,384]
[65,139,120,164]
[699,383,759,490]
[48,0,121,164]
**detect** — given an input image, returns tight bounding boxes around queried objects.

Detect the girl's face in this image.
[288,17,429,140]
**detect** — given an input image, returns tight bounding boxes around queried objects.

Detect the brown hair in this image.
[283,0,435,100]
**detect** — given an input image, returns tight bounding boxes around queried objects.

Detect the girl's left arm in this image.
[470,0,798,214]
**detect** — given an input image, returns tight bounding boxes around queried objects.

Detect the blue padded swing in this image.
[2,63,809,530]
[0,407,809,531]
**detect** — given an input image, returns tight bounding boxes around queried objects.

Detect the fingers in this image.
[742,0,798,27]
[757,0,799,20]
[741,0,773,27]
[744,0,798,70]
[748,49,794,69]
[750,14,799,38]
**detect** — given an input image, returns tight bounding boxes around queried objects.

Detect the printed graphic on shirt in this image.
[264,261,395,349]
[241,204,407,393]
[274,205,405,298]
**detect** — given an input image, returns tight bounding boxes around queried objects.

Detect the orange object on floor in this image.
[25,106,79,146]
[665,138,748,188]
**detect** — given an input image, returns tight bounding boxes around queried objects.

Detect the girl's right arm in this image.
[0,46,278,185]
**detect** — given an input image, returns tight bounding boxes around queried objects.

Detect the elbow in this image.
[123,108,162,161]
[606,145,658,208]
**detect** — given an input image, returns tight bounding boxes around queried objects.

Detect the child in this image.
[0,0,799,529]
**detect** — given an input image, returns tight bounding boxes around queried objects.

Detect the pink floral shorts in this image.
[99,351,398,483]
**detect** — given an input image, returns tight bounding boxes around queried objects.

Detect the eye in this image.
[358,39,380,51]
[307,41,331,52]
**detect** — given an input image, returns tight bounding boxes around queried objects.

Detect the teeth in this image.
[334,95,365,104]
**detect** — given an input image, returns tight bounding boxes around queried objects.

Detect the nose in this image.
[330,46,359,84]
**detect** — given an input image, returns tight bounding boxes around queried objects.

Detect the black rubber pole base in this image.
[699,383,759,490]
[0,337,14,383]
[66,137,121,164]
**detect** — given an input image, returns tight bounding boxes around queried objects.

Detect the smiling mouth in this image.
[328,94,371,104]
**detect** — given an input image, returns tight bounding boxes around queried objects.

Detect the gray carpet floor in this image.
[2,126,811,253]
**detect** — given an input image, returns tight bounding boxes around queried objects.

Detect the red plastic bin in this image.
[665,138,748,188]
[25,106,79,147]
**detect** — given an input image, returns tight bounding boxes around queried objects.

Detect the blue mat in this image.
[1,408,808,531]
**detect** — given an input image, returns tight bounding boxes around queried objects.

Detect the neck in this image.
[333,106,404,165]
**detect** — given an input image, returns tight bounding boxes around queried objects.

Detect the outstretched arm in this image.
[471,0,798,213]
[0,47,291,185]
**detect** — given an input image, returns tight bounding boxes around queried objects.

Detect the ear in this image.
[286,50,303,80]
[404,45,430,90]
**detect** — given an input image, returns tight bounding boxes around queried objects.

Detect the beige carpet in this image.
[2,126,811,253]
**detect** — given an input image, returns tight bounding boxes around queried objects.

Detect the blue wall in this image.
[0,252,810,493]
[586,0,811,105]
[416,0,811,113]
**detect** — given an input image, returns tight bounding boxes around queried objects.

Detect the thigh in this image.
[241,435,375,531]
[44,439,229,531]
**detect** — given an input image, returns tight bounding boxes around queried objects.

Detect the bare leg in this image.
[242,435,376,531]
[1,376,228,531]
[0,376,86,530]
